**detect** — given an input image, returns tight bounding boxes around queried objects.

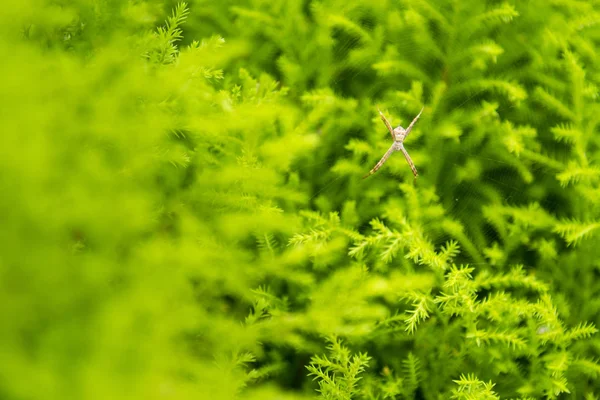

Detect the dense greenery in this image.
[1,0,600,399]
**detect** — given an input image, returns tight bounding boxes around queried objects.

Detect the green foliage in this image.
[451,374,500,400]
[146,2,190,64]
[307,338,371,400]
[2,0,600,399]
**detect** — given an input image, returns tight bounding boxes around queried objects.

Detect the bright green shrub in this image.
[1,1,599,399]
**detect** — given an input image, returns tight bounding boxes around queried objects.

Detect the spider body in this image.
[393,126,407,142]
[363,107,424,179]
[392,140,405,151]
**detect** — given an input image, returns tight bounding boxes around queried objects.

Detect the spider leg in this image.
[404,106,424,138]
[363,145,395,179]
[377,106,395,140]
[399,145,418,177]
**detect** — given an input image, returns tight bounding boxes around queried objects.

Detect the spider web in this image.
[289,25,562,269]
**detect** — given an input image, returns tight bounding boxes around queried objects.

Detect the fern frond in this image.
[348,240,370,259]
[307,338,371,399]
[553,219,600,246]
[444,265,475,290]
[251,285,289,313]
[533,294,564,344]
[562,322,598,343]
[452,79,527,104]
[441,219,485,265]
[288,228,329,246]
[150,2,190,64]
[571,358,600,379]
[290,211,363,260]
[410,0,451,33]
[244,361,286,385]
[434,266,479,317]
[475,265,549,293]
[466,329,527,351]
[556,163,600,187]
[230,7,277,26]
[440,240,460,264]
[551,124,580,143]
[325,14,372,44]
[165,2,190,42]
[331,159,363,176]
[402,352,421,396]
[256,233,278,256]
[235,351,256,367]
[453,40,504,70]
[404,233,452,271]
[197,35,226,50]
[434,291,465,316]
[451,373,500,400]
[501,122,537,156]
[372,59,430,82]
[471,3,519,26]
[382,236,403,263]
[533,87,576,121]
[301,88,339,106]
[544,352,570,380]
[546,377,570,397]
[476,291,522,322]
[403,292,432,333]
[162,149,191,169]
[483,242,505,266]
[471,41,504,62]
[519,148,564,170]
[570,14,600,31]
[484,203,555,231]
[344,139,372,155]
[563,50,585,113]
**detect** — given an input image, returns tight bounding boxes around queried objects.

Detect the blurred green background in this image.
[1,0,600,399]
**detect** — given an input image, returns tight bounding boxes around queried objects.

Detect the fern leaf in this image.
[563,50,585,113]
[533,87,576,121]
[452,374,500,400]
[452,79,527,104]
[440,240,460,264]
[551,124,580,143]
[256,233,278,256]
[563,322,598,343]
[167,2,190,40]
[230,7,277,26]
[402,352,421,396]
[325,14,372,43]
[450,39,504,69]
[147,2,190,64]
[556,163,600,187]
[471,3,519,26]
[571,358,600,379]
[344,139,372,156]
[288,228,329,246]
[553,219,600,246]
[501,122,537,156]
[404,293,431,333]
[372,59,430,82]
[466,329,527,350]
[410,0,451,33]
[306,339,371,399]
[547,377,570,397]
[544,351,571,377]
[348,241,369,259]
[381,237,403,263]
[475,265,549,293]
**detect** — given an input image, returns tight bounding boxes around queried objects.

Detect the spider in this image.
[363,106,424,179]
